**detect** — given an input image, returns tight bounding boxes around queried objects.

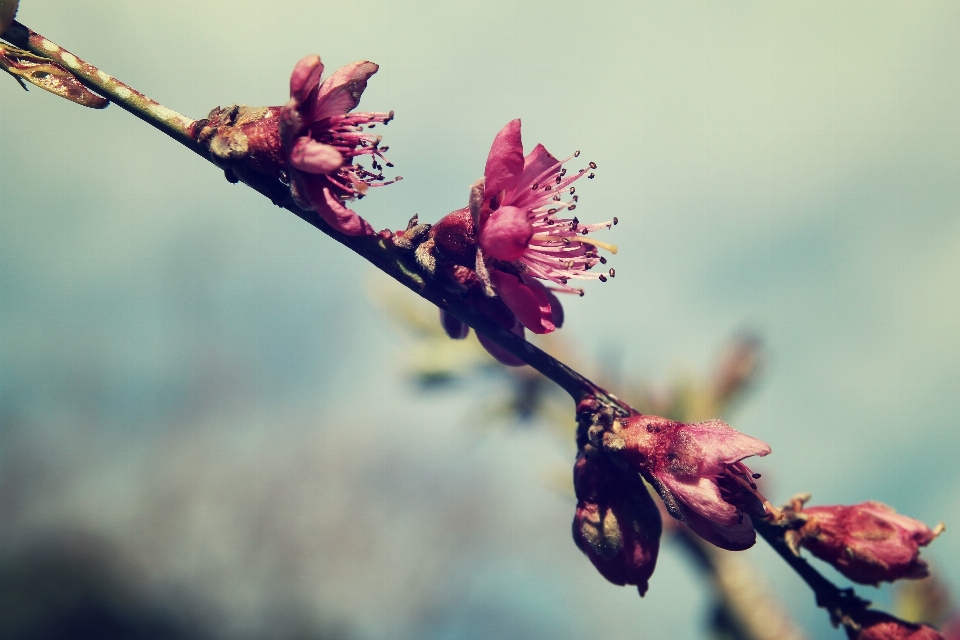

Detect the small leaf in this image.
[0,43,108,108]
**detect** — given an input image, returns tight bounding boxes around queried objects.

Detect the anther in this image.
[581,228,589,235]
[599,274,607,282]
[569,187,576,194]
[589,161,597,169]
[386,162,394,167]
[608,268,615,278]
[368,124,376,128]
[612,217,618,225]
[532,182,539,190]
[752,473,761,479]
[578,289,585,297]
[572,217,579,225]
[548,208,557,214]
[574,150,581,157]
[556,176,562,184]
[599,256,607,264]
[568,204,577,211]
[588,173,595,179]
[572,195,579,202]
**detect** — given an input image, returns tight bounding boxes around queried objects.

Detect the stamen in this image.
[576,237,618,254]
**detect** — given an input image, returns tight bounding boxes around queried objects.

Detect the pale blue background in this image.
[2,2,959,639]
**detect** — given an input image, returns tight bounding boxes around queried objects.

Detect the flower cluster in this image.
[193,53,949,622]
[428,120,617,365]
[570,395,775,592]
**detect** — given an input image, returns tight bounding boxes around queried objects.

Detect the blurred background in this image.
[2,1,960,638]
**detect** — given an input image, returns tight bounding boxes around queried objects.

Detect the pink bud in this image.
[572,454,661,596]
[796,502,943,585]
[431,208,476,267]
[857,611,945,640]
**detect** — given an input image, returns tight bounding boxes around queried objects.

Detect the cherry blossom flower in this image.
[856,611,945,640]
[615,415,773,550]
[572,453,662,596]
[430,206,563,366]
[475,119,617,294]
[791,501,944,585]
[428,121,615,363]
[279,55,397,236]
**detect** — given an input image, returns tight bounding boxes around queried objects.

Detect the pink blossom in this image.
[617,415,773,550]
[572,453,662,596]
[476,119,617,294]
[279,55,397,236]
[856,611,945,640]
[794,502,944,585]
[430,208,564,365]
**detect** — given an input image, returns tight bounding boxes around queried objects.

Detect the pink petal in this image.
[489,271,555,334]
[680,506,756,551]
[683,419,771,472]
[311,61,379,121]
[517,144,560,195]
[545,288,564,328]
[476,320,526,367]
[317,187,374,236]
[292,177,375,236]
[289,55,324,104]
[484,119,525,200]
[288,138,343,174]
[440,309,469,340]
[657,472,738,526]
[478,205,532,262]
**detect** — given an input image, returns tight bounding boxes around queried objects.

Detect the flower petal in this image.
[512,143,560,203]
[490,271,555,334]
[288,174,375,236]
[289,55,324,104]
[657,472,739,526]
[316,187,374,236]
[476,319,526,367]
[311,61,379,121]
[439,309,469,340]
[478,205,532,262]
[484,119,525,200]
[545,288,564,329]
[682,419,771,472]
[680,505,756,551]
[288,138,343,174]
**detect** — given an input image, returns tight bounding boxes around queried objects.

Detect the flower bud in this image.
[856,611,945,640]
[1,0,19,34]
[431,208,476,267]
[572,453,661,596]
[794,502,943,585]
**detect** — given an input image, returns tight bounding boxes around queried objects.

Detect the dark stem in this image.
[752,516,868,638]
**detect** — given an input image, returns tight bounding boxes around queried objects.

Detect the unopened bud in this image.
[794,501,943,585]
[856,611,945,640]
[572,454,661,597]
